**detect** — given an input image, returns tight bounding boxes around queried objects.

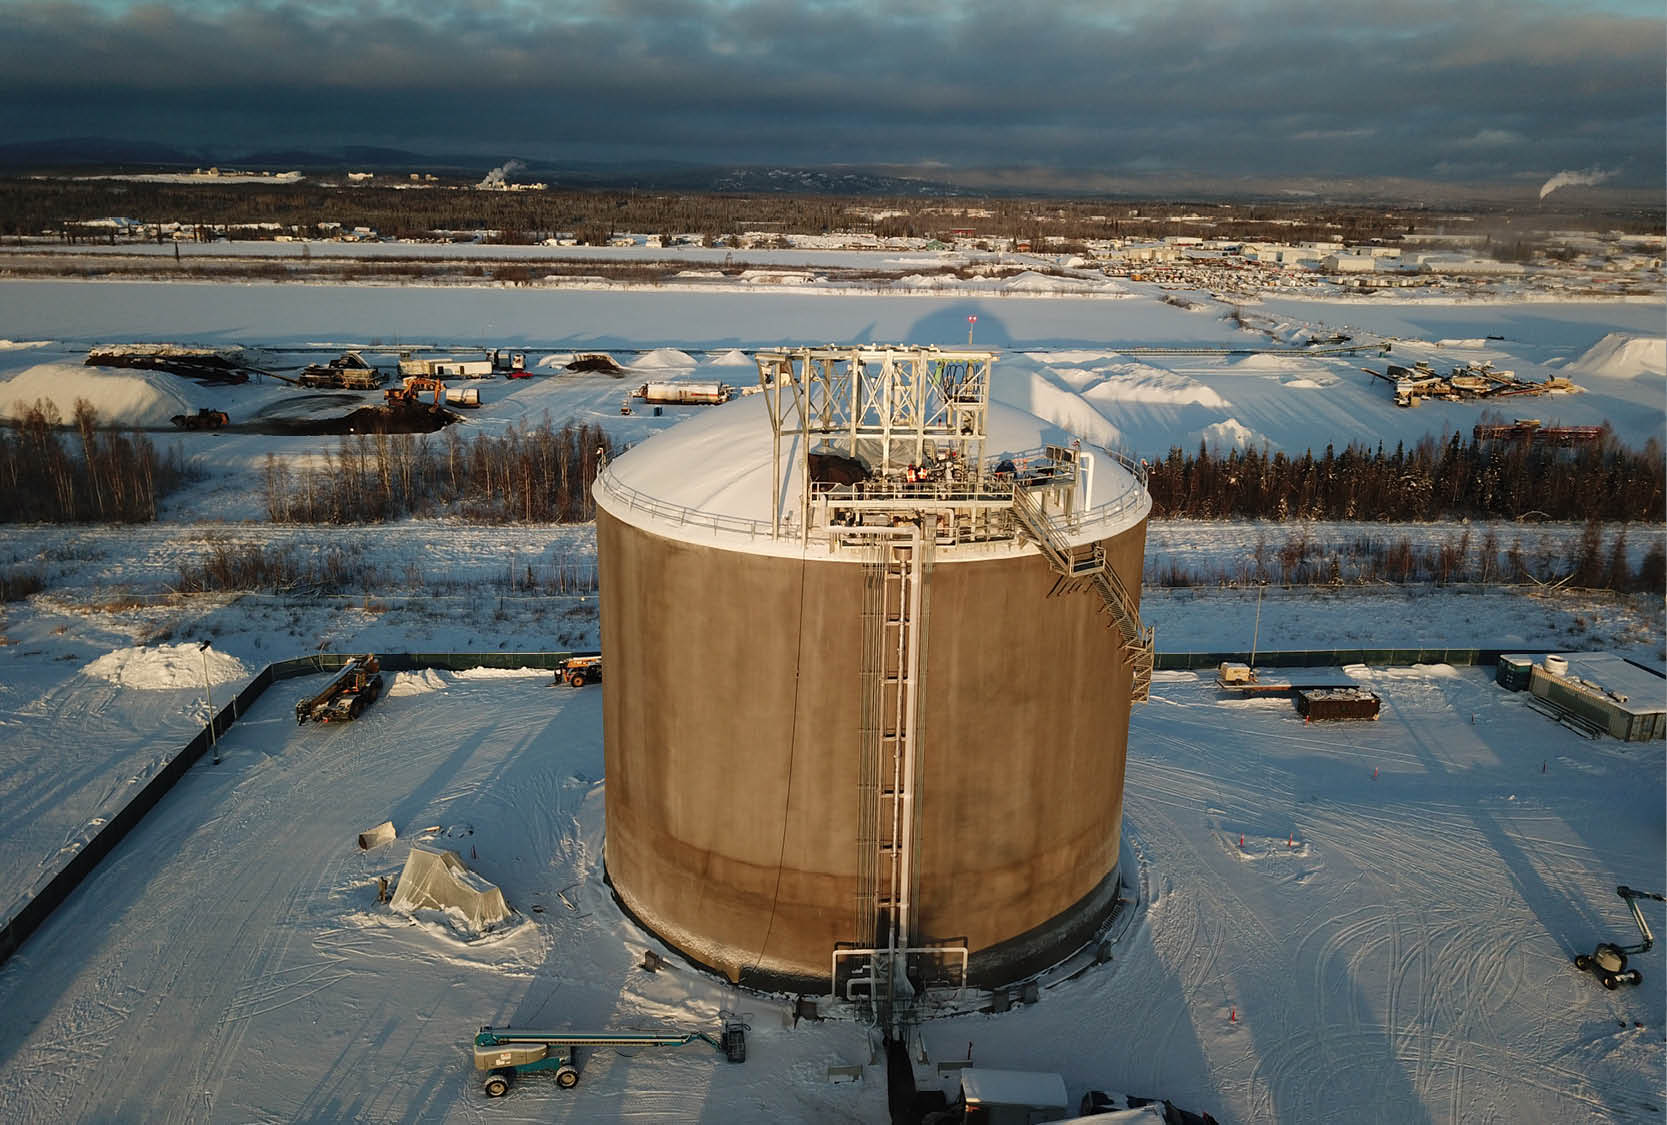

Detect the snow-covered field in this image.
[0,279,1661,1122]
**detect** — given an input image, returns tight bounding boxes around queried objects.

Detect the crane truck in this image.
[295,654,384,724]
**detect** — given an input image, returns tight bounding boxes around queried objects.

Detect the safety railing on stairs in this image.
[1012,485,1154,703]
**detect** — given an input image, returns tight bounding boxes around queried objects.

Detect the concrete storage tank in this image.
[594,346,1152,1021]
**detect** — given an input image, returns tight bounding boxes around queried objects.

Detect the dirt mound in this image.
[566,353,623,374]
[261,401,460,436]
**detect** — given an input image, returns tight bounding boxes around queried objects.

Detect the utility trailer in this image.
[472,1021,747,1097]
[295,654,384,724]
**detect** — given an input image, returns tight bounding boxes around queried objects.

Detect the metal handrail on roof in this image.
[596,445,1149,545]
[595,464,778,540]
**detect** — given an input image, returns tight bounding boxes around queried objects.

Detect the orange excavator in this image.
[386,376,446,406]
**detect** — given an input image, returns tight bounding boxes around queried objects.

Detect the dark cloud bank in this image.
[2,0,1661,195]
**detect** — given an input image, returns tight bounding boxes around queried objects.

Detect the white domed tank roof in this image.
[595,393,1149,558]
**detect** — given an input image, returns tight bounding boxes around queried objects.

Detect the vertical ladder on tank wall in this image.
[856,532,926,1028]
[1011,485,1154,703]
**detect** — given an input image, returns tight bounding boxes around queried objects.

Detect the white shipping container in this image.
[435,360,493,378]
[640,381,729,405]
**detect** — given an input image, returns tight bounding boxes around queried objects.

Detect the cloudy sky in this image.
[2,0,1662,188]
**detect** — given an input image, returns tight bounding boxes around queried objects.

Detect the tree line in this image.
[1149,523,1663,593]
[1144,433,1664,523]
[16,176,1657,249]
[0,401,189,522]
[260,419,613,523]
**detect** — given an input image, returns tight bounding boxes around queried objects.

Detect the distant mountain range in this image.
[1,138,1658,209]
[0,138,968,196]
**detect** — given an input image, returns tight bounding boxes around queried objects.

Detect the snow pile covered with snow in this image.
[993,370,1125,449]
[891,271,1127,297]
[1190,418,1264,451]
[453,666,549,680]
[82,643,249,689]
[1081,364,1228,408]
[1229,352,1313,372]
[0,363,192,426]
[387,669,448,696]
[706,348,753,366]
[631,347,698,370]
[0,340,49,351]
[1566,332,1666,379]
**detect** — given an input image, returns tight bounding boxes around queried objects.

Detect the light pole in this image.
[966,314,977,346]
[200,641,219,765]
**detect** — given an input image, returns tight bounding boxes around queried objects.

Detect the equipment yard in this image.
[0,278,1661,1123]
[0,645,1660,1122]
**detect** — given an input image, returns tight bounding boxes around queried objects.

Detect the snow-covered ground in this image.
[0,280,1661,1122]
[0,646,1660,1122]
[0,280,1662,471]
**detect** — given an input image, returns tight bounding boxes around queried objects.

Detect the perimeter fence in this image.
[0,643,1628,968]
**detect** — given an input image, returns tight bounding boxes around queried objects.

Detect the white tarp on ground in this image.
[388,844,509,930]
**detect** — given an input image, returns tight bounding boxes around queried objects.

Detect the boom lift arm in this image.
[1615,885,1664,956]
[1574,885,1665,990]
[472,1019,747,1097]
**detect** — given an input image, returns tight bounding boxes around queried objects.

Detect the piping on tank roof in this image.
[754,345,997,541]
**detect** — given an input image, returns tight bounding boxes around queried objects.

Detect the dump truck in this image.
[171,407,230,430]
[295,654,384,723]
[472,1021,746,1097]
[554,655,602,688]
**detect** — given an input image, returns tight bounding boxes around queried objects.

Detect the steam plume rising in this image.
[1539,167,1614,200]
[476,159,526,189]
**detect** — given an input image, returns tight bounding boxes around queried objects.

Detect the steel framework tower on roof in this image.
[755,346,997,538]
